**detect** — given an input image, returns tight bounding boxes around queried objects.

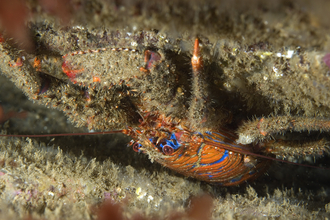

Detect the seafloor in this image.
[1,0,330,219]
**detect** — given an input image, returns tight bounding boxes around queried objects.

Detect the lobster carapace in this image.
[123,108,270,186]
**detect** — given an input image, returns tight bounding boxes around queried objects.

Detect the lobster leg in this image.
[189,38,211,130]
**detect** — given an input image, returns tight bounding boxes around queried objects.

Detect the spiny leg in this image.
[237,115,330,144]
[189,38,212,130]
[61,47,140,87]
[237,116,330,160]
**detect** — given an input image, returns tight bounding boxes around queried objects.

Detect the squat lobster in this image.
[1,31,330,185]
[121,39,272,185]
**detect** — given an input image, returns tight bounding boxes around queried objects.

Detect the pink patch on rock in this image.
[322,53,330,69]
[104,192,111,200]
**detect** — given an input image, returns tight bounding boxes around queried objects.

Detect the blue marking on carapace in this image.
[196,150,229,169]
[192,132,204,139]
[229,175,243,183]
[201,150,229,166]
[205,131,225,144]
[158,132,181,151]
[209,131,233,144]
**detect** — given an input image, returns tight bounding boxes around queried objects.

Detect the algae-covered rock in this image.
[0,0,330,219]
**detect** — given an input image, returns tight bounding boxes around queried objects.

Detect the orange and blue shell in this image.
[133,127,271,186]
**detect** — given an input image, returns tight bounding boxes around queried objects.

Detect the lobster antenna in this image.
[0,130,125,138]
[205,140,330,170]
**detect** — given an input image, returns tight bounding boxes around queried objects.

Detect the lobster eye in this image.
[132,142,141,152]
[144,50,161,70]
[162,145,174,155]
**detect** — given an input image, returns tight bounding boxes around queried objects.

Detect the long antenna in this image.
[205,140,330,170]
[0,130,125,138]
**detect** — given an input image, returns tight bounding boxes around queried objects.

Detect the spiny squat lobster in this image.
[122,39,271,186]
[3,37,306,186]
